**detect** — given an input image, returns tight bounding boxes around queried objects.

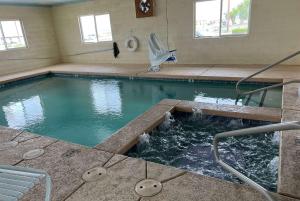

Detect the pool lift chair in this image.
[148,33,177,72]
[0,165,51,201]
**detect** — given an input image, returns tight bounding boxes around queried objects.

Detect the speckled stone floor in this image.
[0,128,298,201]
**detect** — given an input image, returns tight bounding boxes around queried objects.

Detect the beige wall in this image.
[0,0,299,75]
[168,0,300,65]
[52,0,300,66]
[0,5,60,75]
[52,0,167,64]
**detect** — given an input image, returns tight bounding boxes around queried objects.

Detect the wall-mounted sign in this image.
[135,0,154,18]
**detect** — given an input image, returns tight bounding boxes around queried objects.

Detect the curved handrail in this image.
[236,51,300,96]
[213,121,300,201]
[239,79,300,96]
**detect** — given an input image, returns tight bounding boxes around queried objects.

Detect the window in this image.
[79,14,113,43]
[0,20,27,50]
[195,0,251,38]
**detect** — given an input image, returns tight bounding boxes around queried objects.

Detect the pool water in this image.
[0,74,282,147]
[127,112,279,191]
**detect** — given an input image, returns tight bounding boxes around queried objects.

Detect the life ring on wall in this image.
[125,36,139,52]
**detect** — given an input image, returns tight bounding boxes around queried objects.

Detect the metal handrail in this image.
[213,121,300,201]
[236,51,300,96]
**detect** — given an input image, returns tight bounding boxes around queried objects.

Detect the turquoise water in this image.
[0,74,282,146]
[127,112,279,191]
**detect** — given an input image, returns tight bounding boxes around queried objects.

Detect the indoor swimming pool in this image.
[0,74,282,146]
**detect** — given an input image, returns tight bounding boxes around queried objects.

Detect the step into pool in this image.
[127,112,279,192]
[0,74,282,146]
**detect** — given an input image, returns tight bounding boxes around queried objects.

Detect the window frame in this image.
[78,13,113,44]
[193,0,252,39]
[0,19,28,51]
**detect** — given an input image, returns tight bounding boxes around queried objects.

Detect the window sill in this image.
[0,46,28,52]
[194,33,249,40]
[81,41,113,45]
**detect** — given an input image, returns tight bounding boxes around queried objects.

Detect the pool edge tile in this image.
[176,100,281,122]
[278,109,300,199]
[95,103,177,154]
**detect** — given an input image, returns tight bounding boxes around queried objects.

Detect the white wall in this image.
[52,0,300,66]
[0,5,60,75]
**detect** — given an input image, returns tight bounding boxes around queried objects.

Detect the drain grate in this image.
[82,167,107,182]
[22,149,45,160]
[135,179,162,197]
[0,141,18,151]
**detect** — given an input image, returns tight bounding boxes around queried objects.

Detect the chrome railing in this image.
[213,121,300,201]
[236,51,300,97]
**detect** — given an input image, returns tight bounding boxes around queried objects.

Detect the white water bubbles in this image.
[139,133,150,144]
[160,112,175,130]
[228,119,244,128]
[191,107,203,121]
[268,156,279,176]
[272,131,281,146]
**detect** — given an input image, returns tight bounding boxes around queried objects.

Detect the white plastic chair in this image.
[0,165,51,201]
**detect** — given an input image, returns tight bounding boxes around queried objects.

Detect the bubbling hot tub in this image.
[127,111,280,192]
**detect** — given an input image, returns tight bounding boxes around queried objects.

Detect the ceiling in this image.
[0,0,89,6]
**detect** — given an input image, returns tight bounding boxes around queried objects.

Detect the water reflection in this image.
[194,95,236,105]
[3,96,44,129]
[90,80,122,115]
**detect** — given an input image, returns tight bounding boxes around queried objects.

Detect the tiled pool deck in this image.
[0,63,300,200]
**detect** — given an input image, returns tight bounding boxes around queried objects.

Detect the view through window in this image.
[195,0,251,38]
[0,20,27,50]
[79,14,113,43]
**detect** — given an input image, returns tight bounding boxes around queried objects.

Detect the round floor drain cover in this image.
[82,167,107,182]
[23,149,44,160]
[135,179,162,197]
[0,141,18,151]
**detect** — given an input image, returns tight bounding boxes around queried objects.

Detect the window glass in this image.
[0,28,5,50]
[195,0,221,37]
[79,15,97,43]
[195,0,251,38]
[1,20,26,49]
[95,14,113,42]
[221,0,250,35]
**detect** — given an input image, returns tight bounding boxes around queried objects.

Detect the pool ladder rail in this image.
[213,121,300,201]
[0,165,51,201]
[235,50,300,107]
